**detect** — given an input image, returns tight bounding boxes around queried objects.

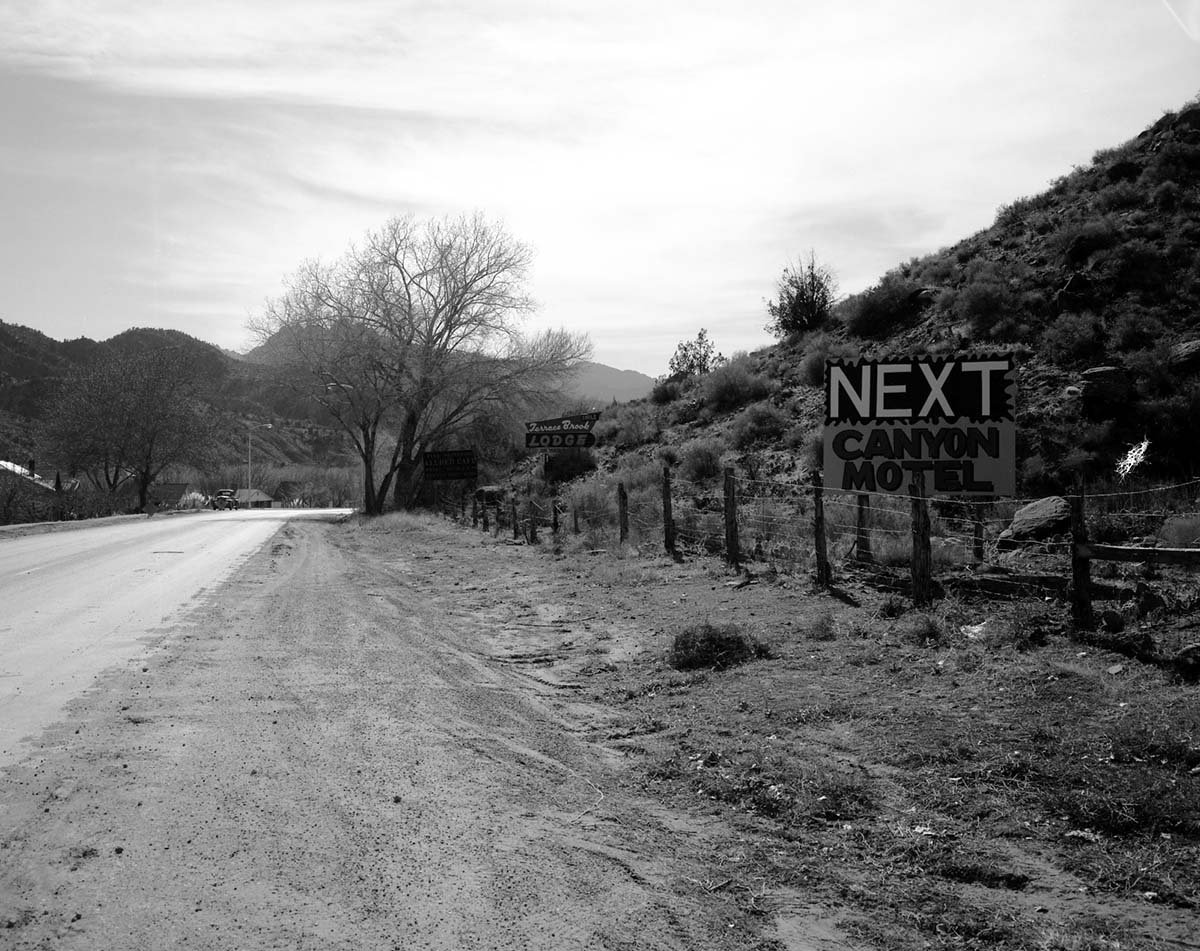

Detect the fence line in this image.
[434,471,1200,622]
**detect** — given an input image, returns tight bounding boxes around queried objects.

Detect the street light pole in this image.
[247,423,272,493]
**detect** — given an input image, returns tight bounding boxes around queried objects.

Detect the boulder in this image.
[1168,339,1200,375]
[997,496,1071,550]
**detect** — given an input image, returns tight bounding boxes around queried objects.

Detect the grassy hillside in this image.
[583,94,1200,495]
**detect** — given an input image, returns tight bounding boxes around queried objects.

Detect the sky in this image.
[1,1,1198,377]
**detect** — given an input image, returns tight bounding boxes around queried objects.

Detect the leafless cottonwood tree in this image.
[252,214,591,514]
[47,347,220,511]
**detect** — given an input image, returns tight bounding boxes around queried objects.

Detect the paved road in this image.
[0,508,351,767]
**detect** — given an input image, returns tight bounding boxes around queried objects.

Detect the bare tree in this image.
[253,213,591,514]
[46,347,220,511]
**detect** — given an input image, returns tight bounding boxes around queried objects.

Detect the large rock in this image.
[997,496,1071,550]
[1168,339,1200,375]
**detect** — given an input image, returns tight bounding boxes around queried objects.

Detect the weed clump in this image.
[668,622,769,671]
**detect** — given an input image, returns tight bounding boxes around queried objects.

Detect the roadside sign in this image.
[823,355,1016,496]
[525,432,596,449]
[525,412,600,434]
[421,449,477,481]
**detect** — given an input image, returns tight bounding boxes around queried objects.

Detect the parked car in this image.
[211,489,239,510]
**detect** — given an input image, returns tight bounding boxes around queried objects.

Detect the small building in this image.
[234,488,274,509]
[0,459,76,525]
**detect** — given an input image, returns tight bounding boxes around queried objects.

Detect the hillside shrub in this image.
[798,331,856,387]
[697,355,772,414]
[1093,180,1142,214]
[678,437,725,482]
[841,274,924,339]
[1152,180,1180,212]
[952,281,1020,340]
[1056,218,1119,267]
[730,401,789,449]
[651,378,684,405]
[1108,307,1167,353]
[592,404,661,448]
[1040,312,1104,365]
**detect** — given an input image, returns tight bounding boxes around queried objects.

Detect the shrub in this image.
[697,355,772,414]
[766,252,839,338]
[1152,180,1180,211]
[593,404,660,448]
[798,331,855,387]
[803,611,837,641]
[668,622,768,670]
[1093,181,1142,214]
[842,273,925,339]
[729,401,789,449]
[1107,307,1167,353]
[1056,218,1119,268]
[651,378,684,405]
[1040,312,1105,365]
[953,281,1020,340]
[678,437,725,482]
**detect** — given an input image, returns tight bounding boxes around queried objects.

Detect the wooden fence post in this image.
[618,482,629,543]
[812,471,831,586]
[573,508,580,535]
[472,495,479,528]
[1070,488,1095,630]
[493,502,501,537]
[972,501,987,562]
[724,467,740,567]
[855,493,873,563]
[481,499,488,532]
[662,466,676,557]
[909,471,932,606]
[551,495,559,536]
[527,501,538,544]
[511,498,520,540]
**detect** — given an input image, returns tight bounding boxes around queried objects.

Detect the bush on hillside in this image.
[1040,311,1105,366]
[952,281,1020,340]
[651,378,684,405]
[697,355,772,414]
[593,404,660,449]
[678,437,725,483]
[730,401,789,449]
[1108,307,1168,354]
[798,331,856,387]
[841,274,924,339]
[1056,218,1120,268]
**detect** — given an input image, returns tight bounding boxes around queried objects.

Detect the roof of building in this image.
[0,459,59,493]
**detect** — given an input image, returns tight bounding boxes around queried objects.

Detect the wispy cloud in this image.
[0,1,1197,370]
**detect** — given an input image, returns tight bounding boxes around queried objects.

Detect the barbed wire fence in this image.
[431,469,1200,615]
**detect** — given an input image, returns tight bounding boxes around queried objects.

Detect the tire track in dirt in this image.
[0,518,763,950]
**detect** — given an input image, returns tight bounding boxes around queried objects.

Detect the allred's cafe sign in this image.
[823,356,1016,497]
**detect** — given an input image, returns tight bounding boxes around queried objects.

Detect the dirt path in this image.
[0,517,770,950]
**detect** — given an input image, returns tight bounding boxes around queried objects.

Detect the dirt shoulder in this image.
[2,513,1197,950]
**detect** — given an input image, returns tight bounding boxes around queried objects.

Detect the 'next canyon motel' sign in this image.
[823,355,1017,497]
